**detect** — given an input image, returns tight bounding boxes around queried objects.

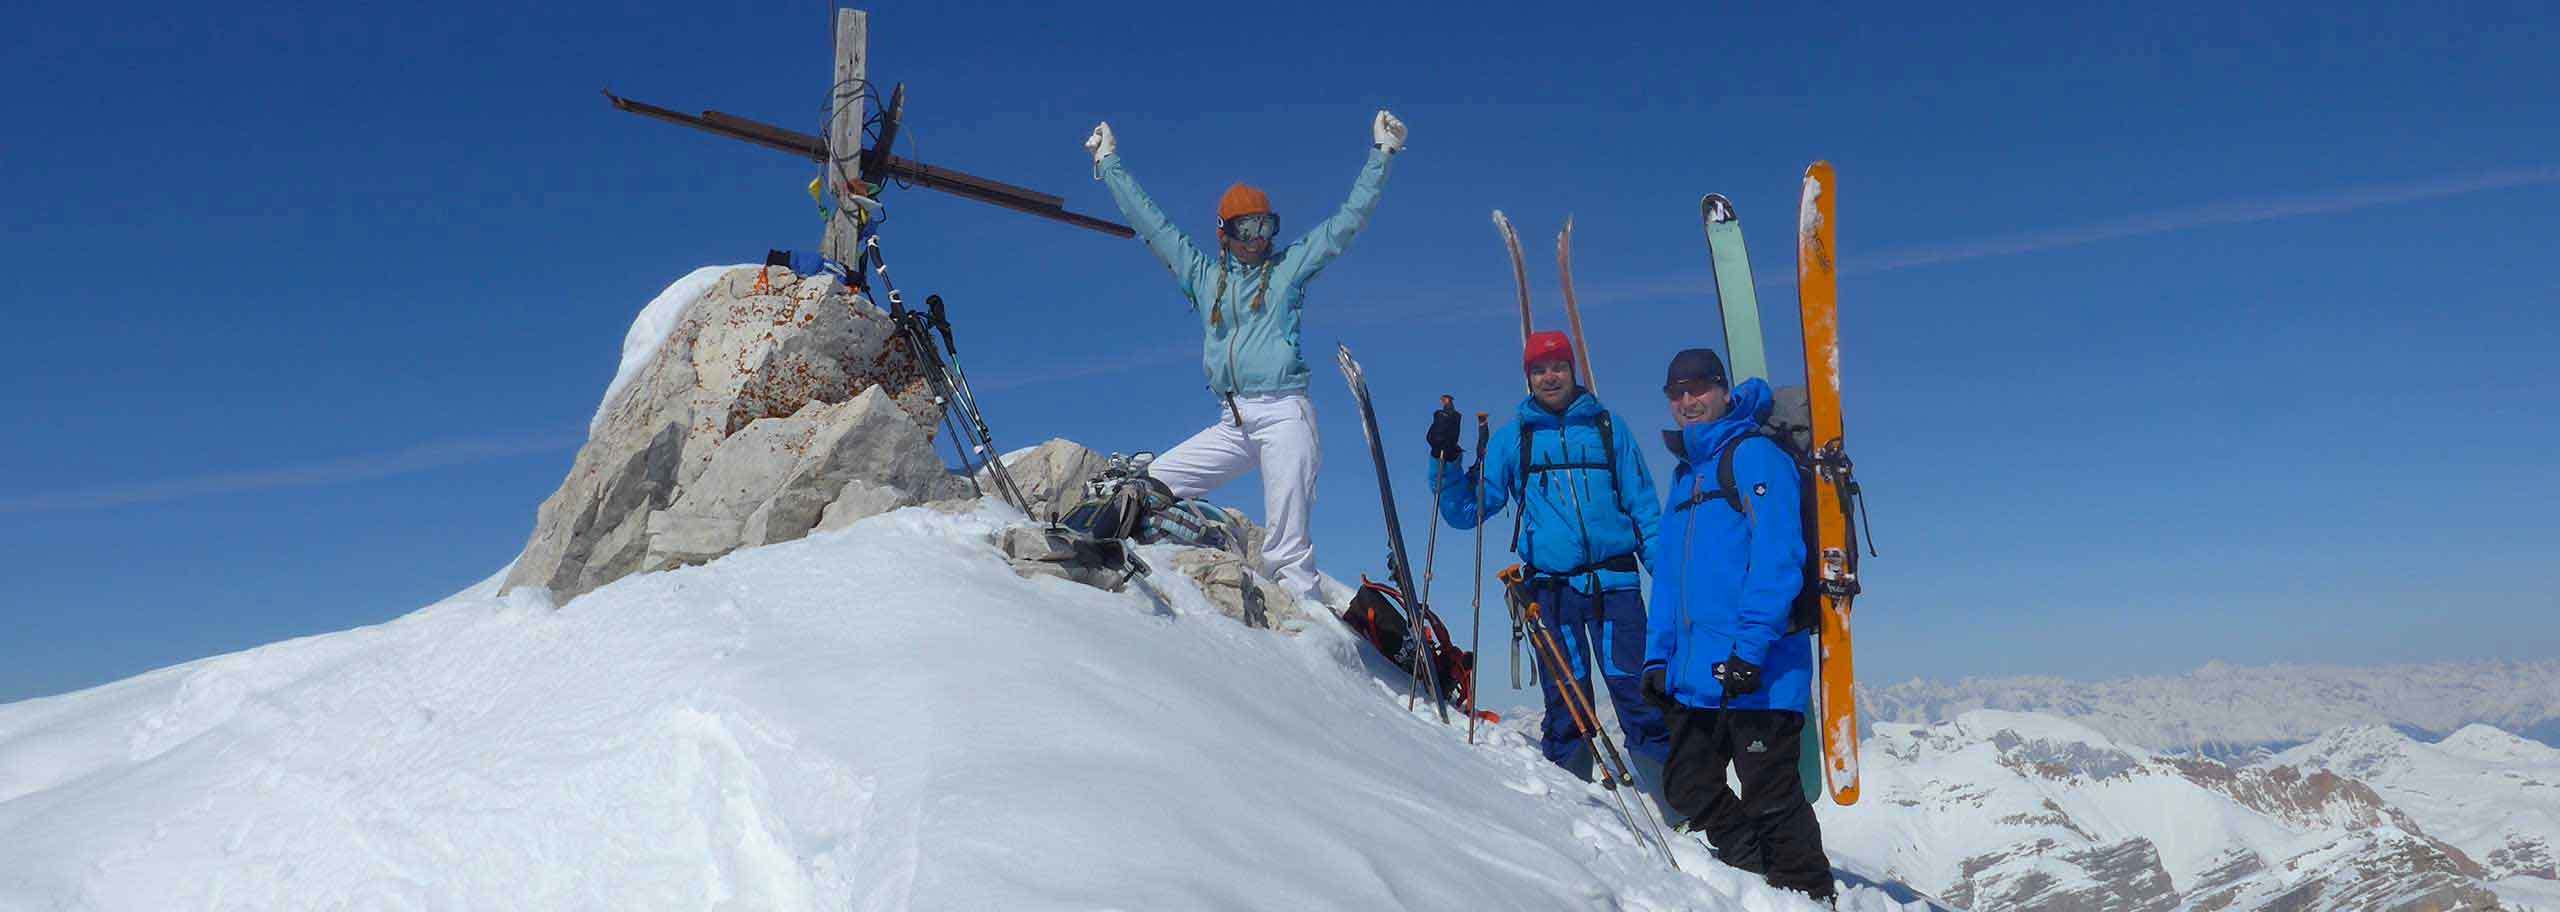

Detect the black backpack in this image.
[1666,387,1831,637]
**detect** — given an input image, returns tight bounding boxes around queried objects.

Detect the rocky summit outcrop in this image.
[992,438,1114,523]
[505,267,959,602]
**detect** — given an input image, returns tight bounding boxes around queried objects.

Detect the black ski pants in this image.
[1661,704,1834,901]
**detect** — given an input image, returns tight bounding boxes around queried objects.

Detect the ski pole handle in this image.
[926,294,957,354]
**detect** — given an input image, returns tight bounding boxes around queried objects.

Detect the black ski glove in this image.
[1712,657,1763,699]
[1426,399,1463,462]
[1642,666,1674,711]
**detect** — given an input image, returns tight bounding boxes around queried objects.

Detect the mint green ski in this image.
[1700,194,1770,384]
[1702,191,1820,804]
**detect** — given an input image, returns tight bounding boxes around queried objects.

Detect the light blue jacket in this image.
[1096,149,1394,394]
[1643,379,1812,713]
[1430,391,1663,594]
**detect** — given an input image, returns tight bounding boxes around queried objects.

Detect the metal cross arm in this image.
[604,90,1134,239]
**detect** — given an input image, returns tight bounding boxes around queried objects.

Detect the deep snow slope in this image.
[0,505,1923,911]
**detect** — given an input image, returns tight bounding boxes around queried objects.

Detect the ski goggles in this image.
[1663,379,1726,401]
[1222,212,1279,243]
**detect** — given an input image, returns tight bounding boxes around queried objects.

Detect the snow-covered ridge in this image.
[1825,710,2550,910]
[1864,659,2560,757]
[0,505,1925,911]
[2269,724,2560,883]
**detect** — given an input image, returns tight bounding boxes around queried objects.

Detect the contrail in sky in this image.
[1860,165,2560,272]
[0,433,579,514]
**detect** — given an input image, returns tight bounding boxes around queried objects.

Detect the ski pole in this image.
[1420,396,1450,610]
[1415,414,1449,716]
[1507,566,1680,870]
[1467,411,1490,744]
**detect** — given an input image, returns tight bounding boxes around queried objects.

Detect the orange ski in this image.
[1797,161,1863,806]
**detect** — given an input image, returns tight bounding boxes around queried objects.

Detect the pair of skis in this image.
[1699,163,1864,807]
[1487,210,1606,700]
[1492,212,1601,393]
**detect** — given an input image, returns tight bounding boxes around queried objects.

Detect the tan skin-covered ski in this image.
[1493,210,1534,347]
[1555,217,1598,394]
[1797,160,1861,806]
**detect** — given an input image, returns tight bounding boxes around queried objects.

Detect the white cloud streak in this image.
[1571,164,2560,302]
[0,433,579,514]
[1863,165,2560,272]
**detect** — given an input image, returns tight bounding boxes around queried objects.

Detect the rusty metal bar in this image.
[603,90,1128,238]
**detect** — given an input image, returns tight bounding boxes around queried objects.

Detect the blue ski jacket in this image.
[1644,379,1812,713]
[1096,149,1394,395]
[1430,391,1663,594]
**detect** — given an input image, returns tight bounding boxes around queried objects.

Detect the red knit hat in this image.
[1522,331,1575,373]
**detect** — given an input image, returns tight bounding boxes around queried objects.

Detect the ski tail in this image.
[1700,193,1770,384]
[1797,160,1861,806]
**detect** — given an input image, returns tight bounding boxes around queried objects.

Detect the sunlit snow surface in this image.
[0,504,1929,910]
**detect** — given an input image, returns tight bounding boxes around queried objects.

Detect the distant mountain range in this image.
[1820,710,2560,910]
[1862,660,2560,759]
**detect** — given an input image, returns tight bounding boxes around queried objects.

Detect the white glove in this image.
[1372,110,1407,154]
[1085,122,1116,164]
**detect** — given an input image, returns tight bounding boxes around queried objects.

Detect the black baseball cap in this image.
[1661,348,1729,394]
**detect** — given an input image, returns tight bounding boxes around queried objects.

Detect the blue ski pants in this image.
[1528,579,1671,772]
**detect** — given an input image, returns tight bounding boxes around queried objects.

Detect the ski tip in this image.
[1702,194,1736,224]
[1490,209,1510,228]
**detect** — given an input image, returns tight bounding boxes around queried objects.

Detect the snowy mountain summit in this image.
[0,270,1926,910]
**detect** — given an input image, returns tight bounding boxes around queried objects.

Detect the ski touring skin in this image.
[1555,217,1598,394]
[1493,210,1534,347]
[1337,344,1450,724]
[1699,193,1770,385]
[1797,161,1863,806]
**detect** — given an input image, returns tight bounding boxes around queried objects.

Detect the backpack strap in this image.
[1511,411,1643,553]
[1669,432,1761,515]
[1596,409,1628,518]
[1509,422,1532,554]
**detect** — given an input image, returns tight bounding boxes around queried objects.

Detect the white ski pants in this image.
[1146,391,1322,600]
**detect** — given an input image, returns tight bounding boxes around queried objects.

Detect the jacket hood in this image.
[1663,378,1774,463]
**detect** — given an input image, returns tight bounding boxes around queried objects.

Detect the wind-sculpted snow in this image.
[1864,659,2560,757]
[0,506,1930,911]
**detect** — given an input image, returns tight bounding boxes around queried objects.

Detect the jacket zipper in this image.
[1221,262,1248,425]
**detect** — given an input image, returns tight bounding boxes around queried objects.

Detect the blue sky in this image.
[4,0,2555,705]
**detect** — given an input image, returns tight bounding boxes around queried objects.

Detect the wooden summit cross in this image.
[605,8,1131,279]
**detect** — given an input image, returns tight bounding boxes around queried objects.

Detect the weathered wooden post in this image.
[820,9,869,276]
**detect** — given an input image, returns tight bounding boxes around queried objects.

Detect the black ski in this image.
[1336,344,1449,724]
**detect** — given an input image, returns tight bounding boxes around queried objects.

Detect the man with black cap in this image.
[1642,348,1835,903]
[1423,331,1670,777]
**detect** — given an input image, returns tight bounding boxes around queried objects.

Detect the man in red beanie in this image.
[1424,331,1671,777]
[1079,111,1405,604]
